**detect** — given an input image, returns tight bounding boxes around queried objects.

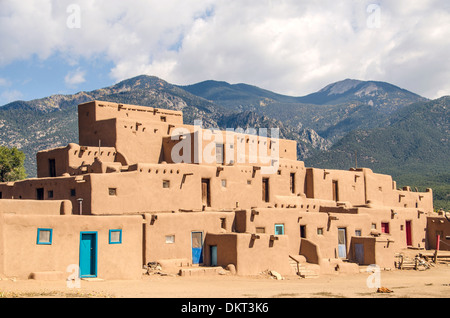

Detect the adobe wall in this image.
[37,143,117,178]
[359,207,428,250]
[205,233,293,276]
[0,199,72,215]
[0,214,143,280]
[0,176,92,216]
[348,236,395,269]
[427,216,450,250]
[162,126,297,166]
[143,212,235,265]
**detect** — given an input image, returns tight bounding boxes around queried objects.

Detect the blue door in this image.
[191,232,203,264]
[80,232,97,278]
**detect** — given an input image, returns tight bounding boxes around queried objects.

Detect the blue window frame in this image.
[37,228,53,245]
[109,229,122,244]
[275,224,284,235]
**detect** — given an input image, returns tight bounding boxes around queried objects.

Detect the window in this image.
[49,159,56,177]
[47,190,54,199]
[355,230,362,237]
[247,180,252,185]
[275,224,284,235]
[290,173,296,194]
[37,228,53,245]
[165,235,175,244]
[221,179,227,188]
[381,223,390,234]
[300,225,306,238]
[70,189,76,197]
[256,227,266,234]
[109,229,122,244]
[220,218,226,229]
[36,188,44,200]
[108,188,117,196]
[371,223,377,230]
[160,116,167,122]
[317,228,324,235]
[163,180,170,188]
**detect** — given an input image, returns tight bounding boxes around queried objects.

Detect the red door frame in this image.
[405,221,412,246]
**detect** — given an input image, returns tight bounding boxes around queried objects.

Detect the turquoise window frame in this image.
[36,228,53,245]
[274,224,285,235]
[109,229,122,244]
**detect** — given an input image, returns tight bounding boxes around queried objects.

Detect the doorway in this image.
[262,178,269,202]
[201,179,211,207]
[191,231,203,264]
[338,228,347,258]
[79,232,97,278]
[405,221,412,246]
[210,245,217,266]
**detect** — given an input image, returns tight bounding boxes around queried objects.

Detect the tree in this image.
[0,146,27,182]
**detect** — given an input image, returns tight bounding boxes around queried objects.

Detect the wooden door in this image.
[201,179,211,207]
[405,221,412,246]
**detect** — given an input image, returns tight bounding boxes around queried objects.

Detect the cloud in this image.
[64,68,86,87]
[0,0,449,98]
[1,89,23,104]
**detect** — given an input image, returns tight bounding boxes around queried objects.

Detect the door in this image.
[405,221,412,246]
[262,178,269,202]
[191,232,203,264]
[48,159,56,177]
[332,181,339,201]
[290,173,296,194]
[338,228,347,258]
[210,246,217,266]
[36,188,44,200]
[79,232,97,278]
[355,244,364,264]
[216,143,224,164]
[201,179,211,207]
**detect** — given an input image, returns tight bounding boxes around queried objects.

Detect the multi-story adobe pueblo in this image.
[0,100,448,281]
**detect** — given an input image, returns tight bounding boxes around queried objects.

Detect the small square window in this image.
[70,189,76,197]
[371,223,377,230]
[163,180,170,188]
[47,190,53,198]
[355,230,362,236]
[247,180,252,185]
[37,228,53,245]
[165,235,175,244]
[109,229,122,244]
[109,188,117,196]
[317,228,324,235]
[221,180,227,188]
[160,116,167,122]
[275,224,284,235]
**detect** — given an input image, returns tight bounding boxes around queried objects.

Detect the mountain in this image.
[182,79,427,142]
[296,79,428,114]
[305,96,450,209]
[0,75,326,177]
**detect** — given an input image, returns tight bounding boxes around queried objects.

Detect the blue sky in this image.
[1,0,449,106]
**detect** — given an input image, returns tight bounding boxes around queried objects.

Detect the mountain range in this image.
[0,75,448,209]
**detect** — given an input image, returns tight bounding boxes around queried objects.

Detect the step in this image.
[178,266,227,277]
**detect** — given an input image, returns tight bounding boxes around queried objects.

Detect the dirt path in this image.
[1,264,450,299]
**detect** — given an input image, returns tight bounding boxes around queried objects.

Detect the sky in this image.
[1,0,450,106]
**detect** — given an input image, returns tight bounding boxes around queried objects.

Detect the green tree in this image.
[0,146,27,182]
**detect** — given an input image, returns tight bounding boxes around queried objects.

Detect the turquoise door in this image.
[191,232,203,264]
[210,246,217,266]
[79,232,97,278]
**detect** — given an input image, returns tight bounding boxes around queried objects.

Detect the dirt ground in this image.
[1,264,450,299]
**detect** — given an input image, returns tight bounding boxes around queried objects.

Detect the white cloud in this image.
[1,0,449,98]
[1,89,23,104]
[64,68,86,87]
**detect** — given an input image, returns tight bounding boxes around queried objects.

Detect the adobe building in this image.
[0,100,443,280]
